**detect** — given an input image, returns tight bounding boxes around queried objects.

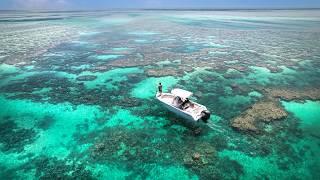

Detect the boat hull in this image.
[158,98,199,123]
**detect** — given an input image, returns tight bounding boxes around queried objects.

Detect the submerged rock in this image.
[192,153,201,161]
[193,127,202,136]
[232,100,288,132]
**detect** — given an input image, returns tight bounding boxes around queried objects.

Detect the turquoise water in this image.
[0,10,320,179]
[282,100,320,137]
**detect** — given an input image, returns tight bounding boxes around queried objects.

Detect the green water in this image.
[0,10,320,179]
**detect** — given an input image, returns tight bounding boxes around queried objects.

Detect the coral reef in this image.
[0,165,19,179]
[0,71,140,109]
[232,99,288,132]
[264,88,320,101]
[146,66,193,77]
[22,156,96,180]
[90,128,169,164]
[0,120,37,152]
[1,24,77,65]
[146,68,182,77]
[182,142,216,168]
[117,97,142,107]
[86,125,244,179]
[1,10,320,179]
[231,86,320,133]
[76,75,97,81]
[36,115,56,130]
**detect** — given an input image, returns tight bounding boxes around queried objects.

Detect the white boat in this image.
[156,88,210,123]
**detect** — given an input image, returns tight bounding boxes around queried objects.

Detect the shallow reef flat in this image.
[0,10,320,179]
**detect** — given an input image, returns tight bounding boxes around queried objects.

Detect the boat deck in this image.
[157,93,204,120]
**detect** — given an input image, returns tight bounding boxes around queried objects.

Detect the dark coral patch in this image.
[21,156,96,180]
[0,120,37,152]
[36,115,56,130]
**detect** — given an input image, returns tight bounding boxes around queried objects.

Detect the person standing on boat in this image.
[158,82,162,96]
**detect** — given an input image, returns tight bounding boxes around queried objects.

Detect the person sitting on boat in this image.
[158,82,163,96]
[181,98,190,109]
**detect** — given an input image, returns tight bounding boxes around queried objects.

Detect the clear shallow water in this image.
[0,10,320,179]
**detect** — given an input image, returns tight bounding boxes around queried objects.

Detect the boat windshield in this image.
[172,96,183,108]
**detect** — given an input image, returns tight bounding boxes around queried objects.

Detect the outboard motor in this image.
[201,110,211,123]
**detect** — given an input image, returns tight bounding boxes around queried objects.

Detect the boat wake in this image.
[206,122,242,142]
[207,121,227,133]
